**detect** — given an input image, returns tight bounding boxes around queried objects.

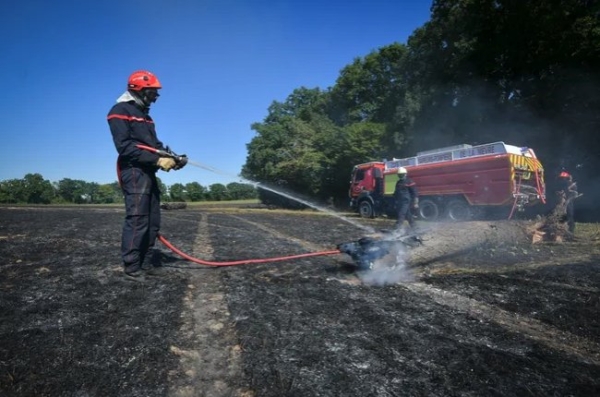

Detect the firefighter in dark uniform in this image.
[107,70,186,280]
[558,171,578,234]
[393,167,419,231]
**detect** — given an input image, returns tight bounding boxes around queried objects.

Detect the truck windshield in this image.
[353,169,365,182]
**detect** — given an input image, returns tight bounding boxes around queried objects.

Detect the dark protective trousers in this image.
[395,201,415,230]
[566,200,575,233]
[120,167,161,272]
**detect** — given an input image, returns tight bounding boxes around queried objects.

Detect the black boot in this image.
[142,249,168,277]
[123,264,145,282]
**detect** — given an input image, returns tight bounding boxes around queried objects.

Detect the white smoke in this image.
[358,241,415,286]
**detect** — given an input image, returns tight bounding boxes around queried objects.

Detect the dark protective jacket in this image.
[558,178,578,199]
[107,91,166,172]
[394,177,418,204]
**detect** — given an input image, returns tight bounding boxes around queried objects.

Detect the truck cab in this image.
[349,162,391,218]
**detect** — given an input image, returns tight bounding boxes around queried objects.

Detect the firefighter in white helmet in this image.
[393,167,419,231]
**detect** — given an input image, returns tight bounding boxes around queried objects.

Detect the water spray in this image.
[137,144,373,232]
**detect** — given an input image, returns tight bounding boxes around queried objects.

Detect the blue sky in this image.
[1,0,432,187]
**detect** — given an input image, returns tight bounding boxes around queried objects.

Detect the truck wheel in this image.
[445,199,471,221]
[358,200,374,218]
[418,199,439,221]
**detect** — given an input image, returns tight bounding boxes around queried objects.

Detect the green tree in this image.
[185,182,206,201]
[243,49,420,206]
[331,43,409,125]
[57,178,87,203]
[243,88,337,203]
[207,183,228,201]
[169,183,187,201]
[108,182,124,203]
[22,174,55,204]
[156,178,169,202]
[83,182,100,204]
[0,179,25,203]
[227,182,257,200]
[96,184,119,203]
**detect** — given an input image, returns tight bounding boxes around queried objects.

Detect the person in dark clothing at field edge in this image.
[558,170,578,234]
[394,167,419,232]
[108,70,187,280]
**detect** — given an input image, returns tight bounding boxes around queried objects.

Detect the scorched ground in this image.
[0,206,599,396]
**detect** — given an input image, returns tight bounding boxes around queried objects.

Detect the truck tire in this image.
[445,199,471,221]
[418,199,440,221]
[358,200,374,218]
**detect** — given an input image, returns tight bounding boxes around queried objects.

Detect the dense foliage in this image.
[242,0,600,217]
[0,174,257,204]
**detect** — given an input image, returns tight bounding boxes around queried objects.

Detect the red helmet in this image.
[127,70,162,91]
[559,171,571,178]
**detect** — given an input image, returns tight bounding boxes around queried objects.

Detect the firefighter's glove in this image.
[157,157,177,172]
[412,198,419,209]
[173,155,188,170]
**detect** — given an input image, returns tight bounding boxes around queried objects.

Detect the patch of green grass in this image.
[576,223,600,241]
[184,199,260,207]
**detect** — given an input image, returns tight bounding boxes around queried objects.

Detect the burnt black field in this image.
[1,206,599,397]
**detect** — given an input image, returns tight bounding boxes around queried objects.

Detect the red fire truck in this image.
[349,142,546,220]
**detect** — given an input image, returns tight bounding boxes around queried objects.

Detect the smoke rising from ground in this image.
[358,239,415,286]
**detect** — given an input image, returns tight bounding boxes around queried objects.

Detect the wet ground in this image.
[1,206,599,396]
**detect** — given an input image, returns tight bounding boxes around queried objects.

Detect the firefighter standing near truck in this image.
[393,167,419,232]
[107,70,187,281]
[558,171,578,234]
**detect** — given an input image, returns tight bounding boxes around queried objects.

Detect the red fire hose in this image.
[158,234,342,267]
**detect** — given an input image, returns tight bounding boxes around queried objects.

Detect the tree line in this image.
[241,0,600,218]
[0,173,257,204]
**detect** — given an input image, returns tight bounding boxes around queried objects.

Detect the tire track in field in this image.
[168,213,252,397]
[226,214,329,252]
[225,214,358,279]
